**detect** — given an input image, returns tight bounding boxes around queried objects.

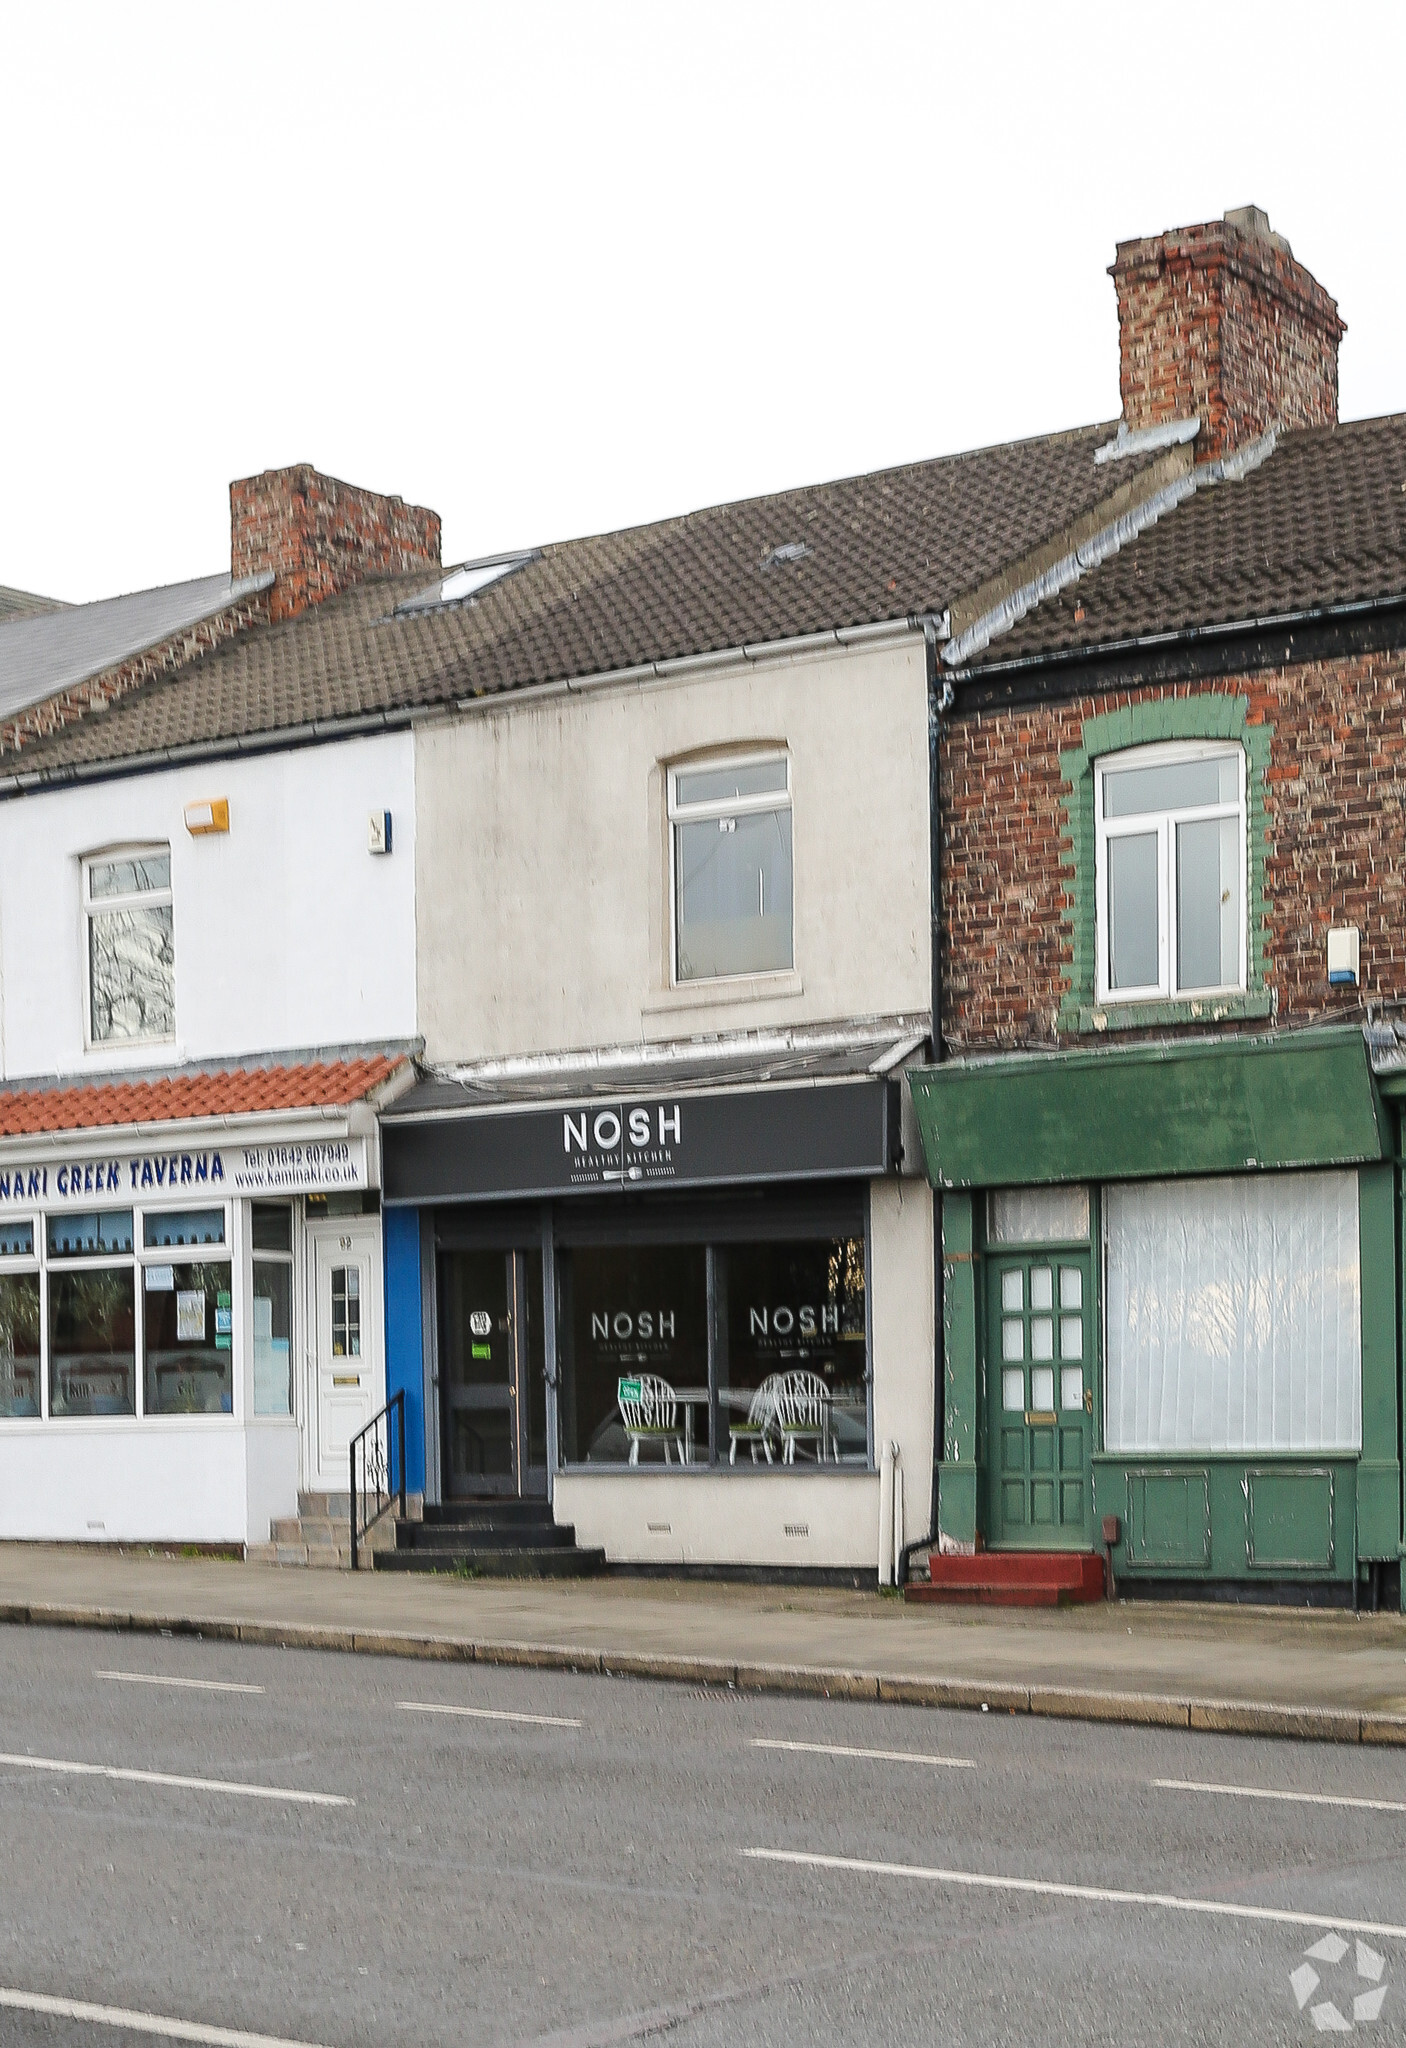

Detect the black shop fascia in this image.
[379,1031,915,1501]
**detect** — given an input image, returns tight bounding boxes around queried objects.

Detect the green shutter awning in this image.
[908,1025,1388,1189]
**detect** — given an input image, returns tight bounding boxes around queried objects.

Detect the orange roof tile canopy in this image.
[0,1056,404,1139]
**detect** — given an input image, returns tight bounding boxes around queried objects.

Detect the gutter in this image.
[947,586,1406,686]
[0,614,949,804]
[454,613,947,711]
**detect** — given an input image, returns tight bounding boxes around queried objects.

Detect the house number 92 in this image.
[338,1235,353,1250]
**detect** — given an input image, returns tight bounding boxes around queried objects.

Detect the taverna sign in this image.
[0,1135,369,1206]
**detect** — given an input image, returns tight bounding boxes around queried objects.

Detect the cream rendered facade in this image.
[408,633,937,1571]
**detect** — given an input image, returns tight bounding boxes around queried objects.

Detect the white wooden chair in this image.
[618,1374,685,1465]
[775,1370,834,1464]
[729,1374,783,1464]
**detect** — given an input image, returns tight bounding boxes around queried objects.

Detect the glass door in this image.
[986,1248,1094,1549]
[438,1248,546,1499]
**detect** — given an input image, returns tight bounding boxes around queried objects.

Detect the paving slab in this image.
[0,1545,1402,1745]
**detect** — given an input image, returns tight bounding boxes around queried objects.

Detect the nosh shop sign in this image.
[382,1077,898,1204]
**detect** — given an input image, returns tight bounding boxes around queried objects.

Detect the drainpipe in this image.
[897,622,953,1590]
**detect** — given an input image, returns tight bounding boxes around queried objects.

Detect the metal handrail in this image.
[349,1389,406,1571]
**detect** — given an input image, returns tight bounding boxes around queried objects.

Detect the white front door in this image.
[307,1221,383,1492]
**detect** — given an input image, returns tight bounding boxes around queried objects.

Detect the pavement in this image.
[2,1625,1405,2047]
[0,1545,1403,1747]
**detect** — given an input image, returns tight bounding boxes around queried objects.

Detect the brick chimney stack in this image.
[1109,207,1345,460]
[230,464,441,624]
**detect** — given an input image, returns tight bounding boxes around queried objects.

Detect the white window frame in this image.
[0,1217,42,1421]
[81,844,176,1052]
[138,1202,235,1423]
[666,750,793,986]
[1094,741,1247,1005]
[0,1198,240,1428]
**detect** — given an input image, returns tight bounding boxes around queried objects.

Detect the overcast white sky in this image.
[4,1,1403,604]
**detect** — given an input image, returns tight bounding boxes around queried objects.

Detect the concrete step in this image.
[395,1520,578,1552]
[907,1550,1105,1607]
[298,1492,352,1520]
[375,1544,606,1579]
[422,1500,554,1527]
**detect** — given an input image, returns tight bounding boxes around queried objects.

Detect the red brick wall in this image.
[0,589,272,758]
[942,650,1406,1050]
[231,464,441,623]
[1111,217,1344,459]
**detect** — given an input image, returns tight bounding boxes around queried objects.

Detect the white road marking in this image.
[97,1670,265,1697]
[397,1700,581,1729]
[0,1982,334,2045]
[751,1738,974,1770]
[743,1847,1406,1941]
[1154,1777,1406,1818]
[0,1751,350,1808]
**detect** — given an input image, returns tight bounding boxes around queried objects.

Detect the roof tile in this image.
[0,1056,403,1139]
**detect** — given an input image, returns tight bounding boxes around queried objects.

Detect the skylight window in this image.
[762,542,812,569]
[395,551,537,616]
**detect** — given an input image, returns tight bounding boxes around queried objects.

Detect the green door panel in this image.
[1246,1467,1335,1572]
[1125,1469,1213,1568]
[985,1249,1093,1550]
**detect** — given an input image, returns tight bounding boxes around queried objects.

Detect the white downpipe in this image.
[878,1440,896,1587]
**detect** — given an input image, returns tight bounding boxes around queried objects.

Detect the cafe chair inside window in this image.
[617,1373,685,1465]
[775,1369,835,1464]
[729,1373,783,1464]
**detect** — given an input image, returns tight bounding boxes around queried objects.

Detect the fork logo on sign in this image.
[1291,1933,1388,2030]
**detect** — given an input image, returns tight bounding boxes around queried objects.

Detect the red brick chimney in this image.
[1110,207,1345,459]
[230,464,441,624]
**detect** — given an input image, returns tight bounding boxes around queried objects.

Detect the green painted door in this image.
[987,1249,1094,1548]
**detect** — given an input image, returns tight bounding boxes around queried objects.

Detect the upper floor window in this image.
[669,754,793,982]
[1095,743,1245,1003]
[84,847,175,1046]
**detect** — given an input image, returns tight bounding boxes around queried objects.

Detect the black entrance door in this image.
[438,1248,547,1498]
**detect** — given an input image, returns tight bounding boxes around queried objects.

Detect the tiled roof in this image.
[0,1056,404,1139]
[4,425,1166,775]
[0,570,273,724]
[962,415,1406,672]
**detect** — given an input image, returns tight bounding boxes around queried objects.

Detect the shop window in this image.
[556,1228,869,1470]
[144,1209,224,1249]
[48,1210,137,1417]
[143,1261,234,1414]
[252,1204,294,1417]
[0,1221,40,1416]
[84,847,175,1046]
[1095,744,1245,1002]
[558,1245,708,1464]
[720,1238,867,1465]
[988,1185,1090,1246]
[669,756,793,981]
[1105,1172,1361,1454]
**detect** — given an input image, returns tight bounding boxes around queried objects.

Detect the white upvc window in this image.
[83,847,175,1047]
[1094,742,1246,1004]
[668,753,793,983]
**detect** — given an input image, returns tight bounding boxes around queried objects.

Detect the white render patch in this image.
[0,570,273,724]
[1094,417,1200,465]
